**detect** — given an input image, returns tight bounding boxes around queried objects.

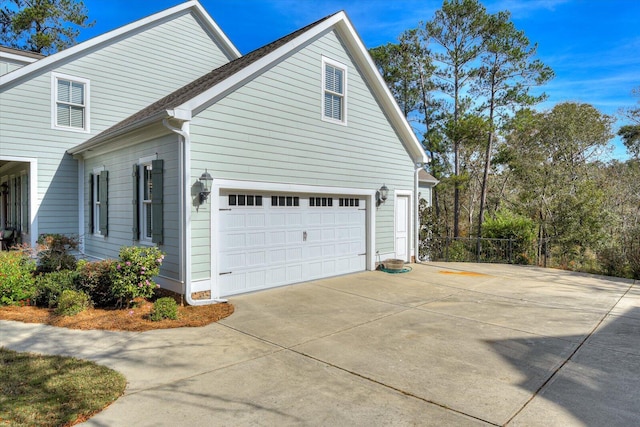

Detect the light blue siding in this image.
[82,130,180,280]
[0,11,233,238]
[189,30,415,278]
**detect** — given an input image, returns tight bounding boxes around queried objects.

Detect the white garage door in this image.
[218,192,366,296]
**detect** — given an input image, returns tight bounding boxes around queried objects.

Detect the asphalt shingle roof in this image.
[91,12,338,143]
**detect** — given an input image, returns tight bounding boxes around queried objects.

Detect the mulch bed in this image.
[0,299,234,332]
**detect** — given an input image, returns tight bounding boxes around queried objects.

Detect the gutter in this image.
[414,163,426,263]
[162,112,226,306]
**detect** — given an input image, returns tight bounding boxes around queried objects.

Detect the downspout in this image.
[414,163,425,263]
[162,118,193,305]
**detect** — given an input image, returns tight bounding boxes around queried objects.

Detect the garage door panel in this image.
[247,213,266,228]
[219,192,367,296]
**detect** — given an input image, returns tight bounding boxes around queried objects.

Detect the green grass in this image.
[0,347,126,427]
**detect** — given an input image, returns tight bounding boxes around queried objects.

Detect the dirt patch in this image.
[438,270,489,277]
[0,299,234,332]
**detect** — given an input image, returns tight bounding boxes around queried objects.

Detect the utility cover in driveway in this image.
[219,192,366,295]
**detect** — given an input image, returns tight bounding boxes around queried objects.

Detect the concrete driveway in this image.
[2,262,639,426]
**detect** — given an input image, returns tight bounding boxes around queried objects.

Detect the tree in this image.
[618,87,640,158]
[0,0,93,54]
[425,0,487,237]
[472,10,553,241]
[501,103,614,264]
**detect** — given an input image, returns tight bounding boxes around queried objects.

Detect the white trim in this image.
[0,51,40,64]
[208,179,376,300]
[0,1,240,86]
[0,156,38,248]
[321,56,348,125]
[78,159,85,252]
[92,166,105,236]
[177,11,427,165]
[394,190,413,262]
[51,72,91,133]
[137,155,156,244]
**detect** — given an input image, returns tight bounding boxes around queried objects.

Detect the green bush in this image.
[76,259,118,308]
[0,251,36,306]
[150,297,178,321]
[597,246,629,278]
[33,270,80,308]
[483,210,536,264]
[55,289,91,316]
[36,234,79,273]
[110,246,165,306]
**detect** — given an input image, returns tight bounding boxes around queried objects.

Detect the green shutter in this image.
[99,171,108,236]
[89,173,94,233]
[151,159,163,244]
[132,164,139,240]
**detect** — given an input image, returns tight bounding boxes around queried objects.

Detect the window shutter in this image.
[132,164,139,240]
[99,171,108,236]
[89,173,94,233]
[151,159,164,244]
[21,175,28,233]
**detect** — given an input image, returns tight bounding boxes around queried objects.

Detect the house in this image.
[0,1,428,304]
[418,169,439,207]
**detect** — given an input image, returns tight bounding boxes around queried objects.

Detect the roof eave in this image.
[1,0,240,87]
[68,110,171,155]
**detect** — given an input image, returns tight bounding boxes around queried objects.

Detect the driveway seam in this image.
[219,312,500,426]
[503,279,638,425]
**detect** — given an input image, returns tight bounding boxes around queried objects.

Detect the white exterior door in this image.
[218,192,366,296]
[395,194,410,261]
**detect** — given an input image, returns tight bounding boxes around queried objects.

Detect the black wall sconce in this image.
[198,169,213,205]
[376,184,389,207]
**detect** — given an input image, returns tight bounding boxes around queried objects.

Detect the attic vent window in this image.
[322,57,347,124]
[52,73,90,132]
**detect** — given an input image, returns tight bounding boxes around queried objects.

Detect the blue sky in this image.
[78,0,640,160]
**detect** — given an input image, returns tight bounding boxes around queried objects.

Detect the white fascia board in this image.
[332,16,429,166]
[178,12,348,114]
[190,1,241,58]
[0,51,39,64]
[0,1,240,86]
[67,111,169,155]
[179,11,429,165]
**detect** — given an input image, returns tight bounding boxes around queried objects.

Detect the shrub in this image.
[110,246,165,306]
[76,259,118,308]
[150,297,178,321]
[36,234,79,273]
[55,289,91,316]
[33,270,80,308]
[0,251,36,306]
[597,246,629,278]
[483,210,536,265]
[55,290,90,316]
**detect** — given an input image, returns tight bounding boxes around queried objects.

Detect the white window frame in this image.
[138,155,155,244]
[321,56,347,125]
[92,167,104,236]
[51,72,90,133]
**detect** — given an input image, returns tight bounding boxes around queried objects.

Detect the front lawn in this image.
[0,348,126,427]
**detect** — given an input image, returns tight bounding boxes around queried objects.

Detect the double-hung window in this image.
[133,158,163,244]
[52,73,90,132]
[322,57,347,124]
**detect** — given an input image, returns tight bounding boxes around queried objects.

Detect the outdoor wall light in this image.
[198,169,213,204]
[376,183,389,207]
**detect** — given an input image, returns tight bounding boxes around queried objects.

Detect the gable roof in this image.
[0,1,240,86]
[69,10,428,165]
[419,170,439,185]
[0,46,44,63]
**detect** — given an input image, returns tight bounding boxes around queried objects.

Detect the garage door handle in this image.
[303,231,307,241]
[219,271,232,275]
